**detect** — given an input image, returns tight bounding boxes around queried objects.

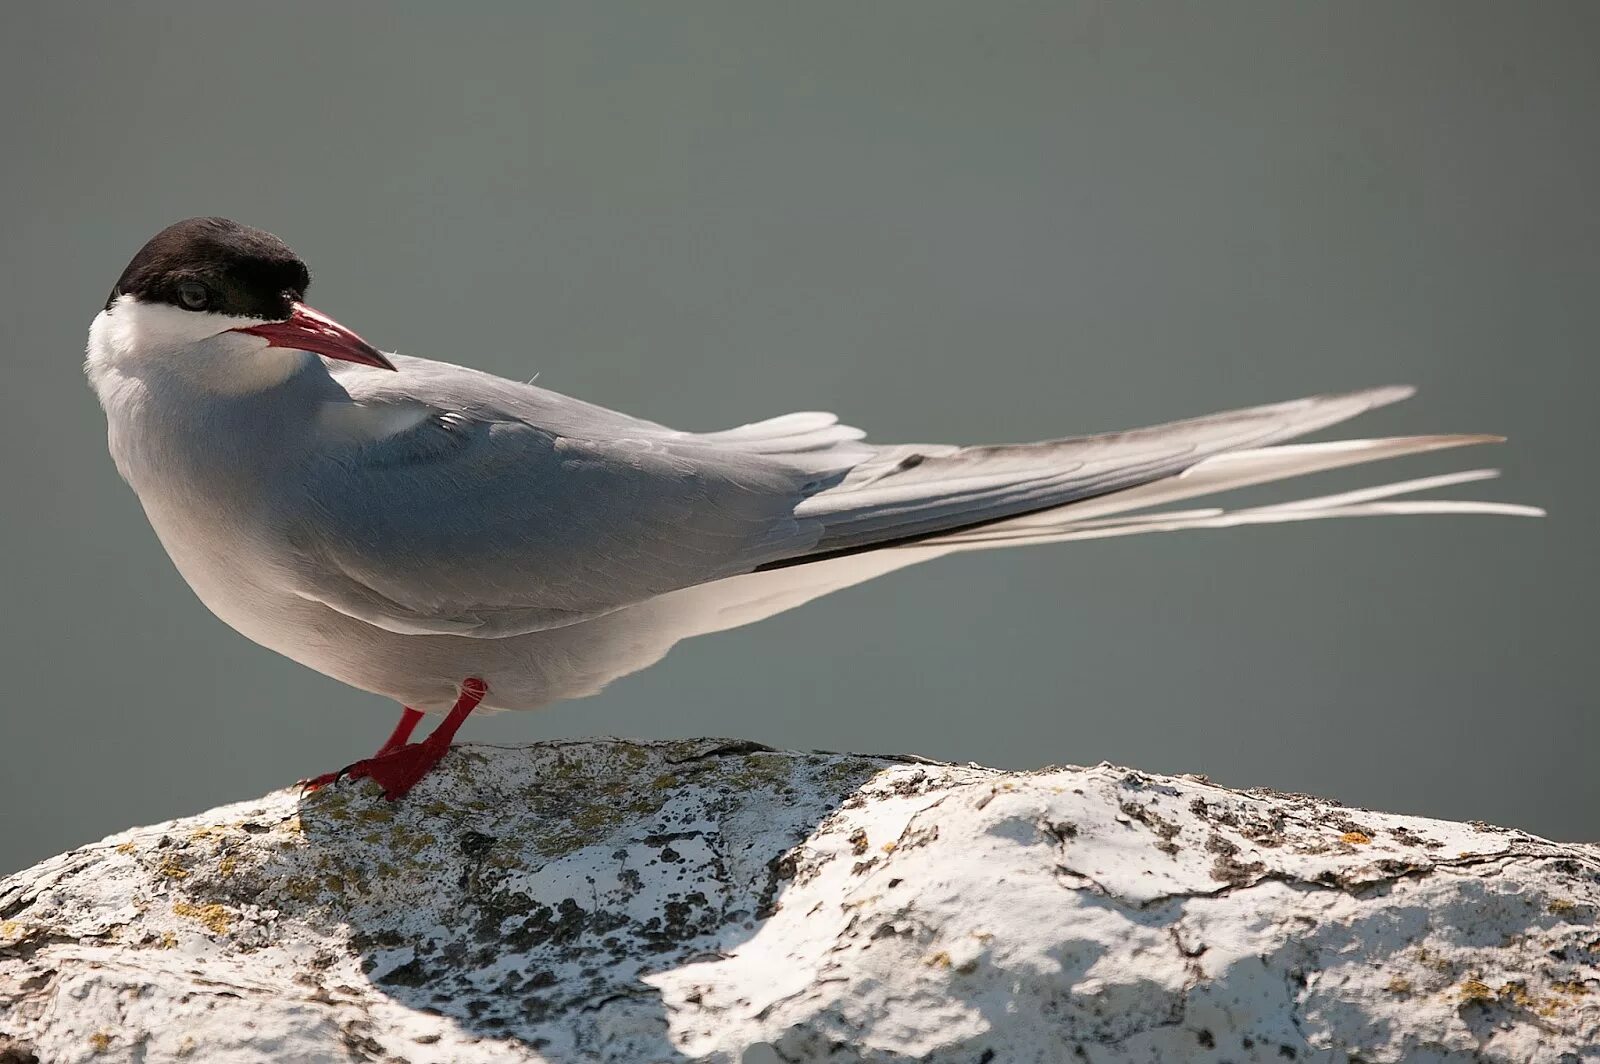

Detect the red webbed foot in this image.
[297,680,487,801]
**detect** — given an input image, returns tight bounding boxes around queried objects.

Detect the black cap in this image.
[106,217,311,320]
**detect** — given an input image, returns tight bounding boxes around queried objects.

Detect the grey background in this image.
[1,3,1593,876]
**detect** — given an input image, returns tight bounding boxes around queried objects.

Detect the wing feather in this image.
[290,408,841,637]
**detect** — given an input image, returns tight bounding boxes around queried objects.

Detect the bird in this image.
[85,217,1540,800]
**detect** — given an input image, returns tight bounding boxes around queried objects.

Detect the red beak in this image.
[232,302,395,371]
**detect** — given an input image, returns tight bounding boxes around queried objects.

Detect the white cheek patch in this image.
[97,295,266,354]
[86,296,310,395]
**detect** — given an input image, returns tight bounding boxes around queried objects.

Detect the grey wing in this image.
[287,409,857,637]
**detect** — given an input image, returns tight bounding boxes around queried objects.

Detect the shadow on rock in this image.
[273,739,886,1061]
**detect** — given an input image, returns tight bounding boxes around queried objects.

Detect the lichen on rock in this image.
[1,739,1597,1062]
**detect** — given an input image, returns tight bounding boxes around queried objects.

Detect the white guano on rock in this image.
[1,739,1597,1062]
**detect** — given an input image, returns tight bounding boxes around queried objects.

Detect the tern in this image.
[85,218,1540,799]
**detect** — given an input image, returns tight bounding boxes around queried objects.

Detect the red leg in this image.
[299,683,486,800]
[374,707,426,757]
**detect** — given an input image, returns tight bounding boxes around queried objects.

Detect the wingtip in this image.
[1364,384,1417,407]
[1426,432,1507,446]
[1405,432,1506,449]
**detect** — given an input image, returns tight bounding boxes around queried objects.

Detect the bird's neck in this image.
[87,322,341,494]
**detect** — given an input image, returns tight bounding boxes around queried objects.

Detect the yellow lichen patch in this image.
[277,876,323,902]
[1415,947,1454,974]
[173,901,233,936]
[1549,898,1579,916]
[925,950,952,969]
[391,831,439,857]
[1386,976,1413,995]
[1457,978,1495,1005]
[354,804,396,824]
[1497,981,1537,1009]
[217,854,238,876]
[89,1031,114,1053]
[1552,979,1591,997]
[735,754,794,785]
[157,857,190,880]
[158,931,178,949]
[881,841,898,854]
[0,920,35,947]
[827,760,873,782]
[1340,831,1372,845]
[115,842,136,855]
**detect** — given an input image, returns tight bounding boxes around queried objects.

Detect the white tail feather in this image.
[938,466,1542,550]
[933,435,1513,543]
[671,439,1539,639]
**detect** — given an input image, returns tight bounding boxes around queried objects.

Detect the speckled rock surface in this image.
[2,739,1597,1063]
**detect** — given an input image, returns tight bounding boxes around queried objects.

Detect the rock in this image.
[1,739,1597,1063]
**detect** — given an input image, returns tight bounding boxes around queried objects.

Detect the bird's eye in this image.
[176,282,210,311]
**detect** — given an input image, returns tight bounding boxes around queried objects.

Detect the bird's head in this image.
[88,217,394,394]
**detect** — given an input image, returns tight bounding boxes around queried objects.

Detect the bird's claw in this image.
[295,680,484,801]
[296,767,353,794]
[299,743,447,801]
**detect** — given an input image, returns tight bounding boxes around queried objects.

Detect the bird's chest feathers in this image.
[97,374,303,594]
[100,376,263,503]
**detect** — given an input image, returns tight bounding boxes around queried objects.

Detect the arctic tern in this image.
[85,218,1540,799]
